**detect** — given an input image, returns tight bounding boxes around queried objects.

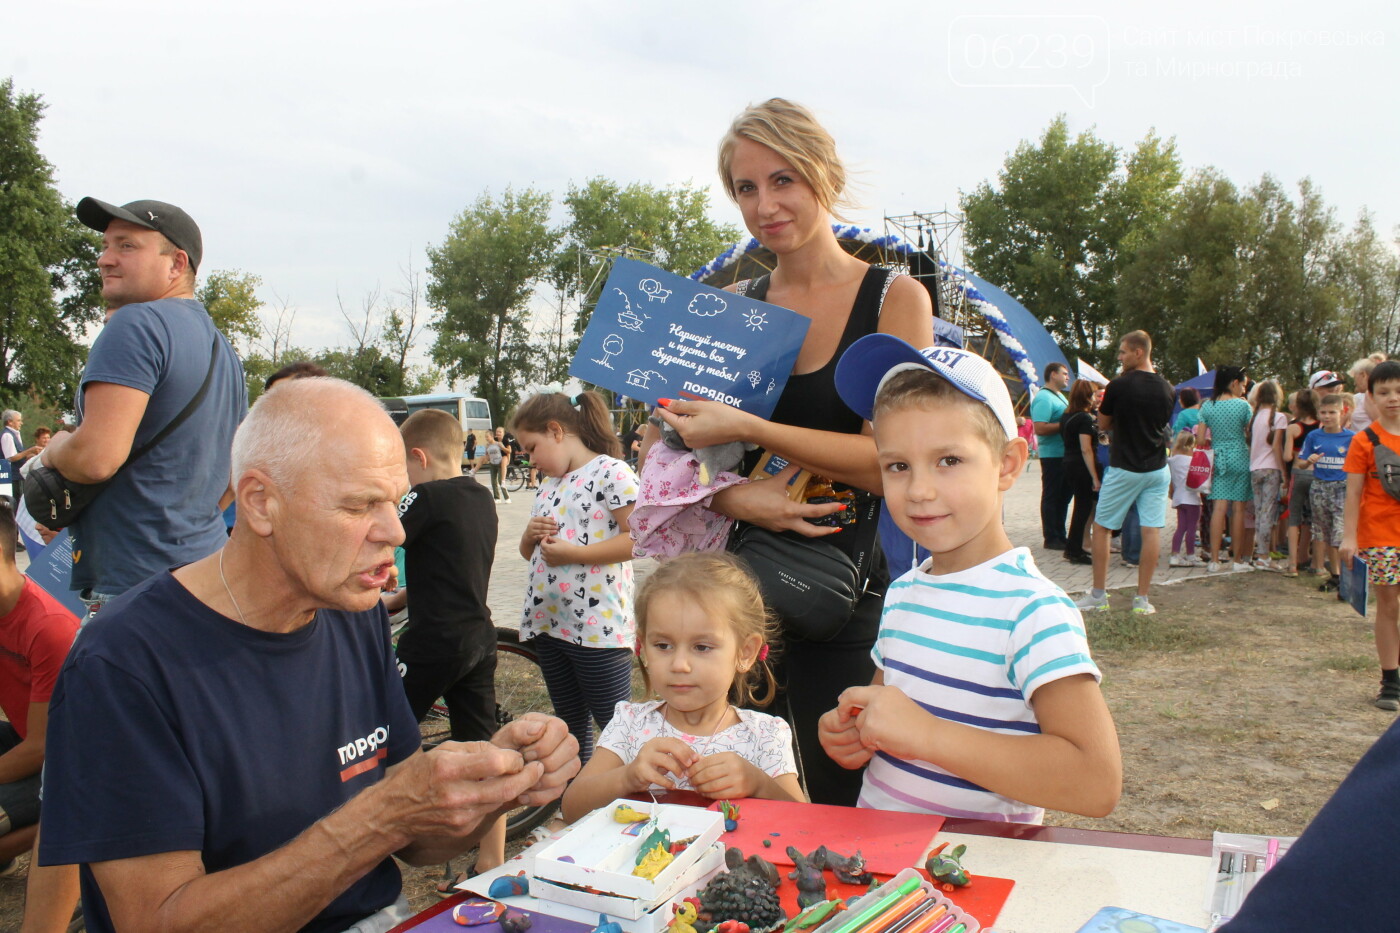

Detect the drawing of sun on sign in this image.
[625,369,667,390]
[746,371,762,389]
[638,278,672,302]
[592,334,625,369]
[742,308,768,331]
[688,293,727,317]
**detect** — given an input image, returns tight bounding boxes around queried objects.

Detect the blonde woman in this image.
[648,99,933,804]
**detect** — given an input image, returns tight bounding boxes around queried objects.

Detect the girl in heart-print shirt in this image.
[513,388,640,762]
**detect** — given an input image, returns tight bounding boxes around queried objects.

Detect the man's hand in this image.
[491,714,580,807]
[818,704,872,770]
[688,752,765,799]
[378,742,542,846]
[623,737,697,792]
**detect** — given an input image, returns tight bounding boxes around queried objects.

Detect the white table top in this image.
[935,831,1213,932]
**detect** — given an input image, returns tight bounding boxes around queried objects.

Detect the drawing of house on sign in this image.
[626,369,666,390]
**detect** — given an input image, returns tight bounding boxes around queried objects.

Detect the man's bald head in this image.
[231,377,396,493]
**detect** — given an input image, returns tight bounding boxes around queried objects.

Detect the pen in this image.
[860,891,929,933]
[898,907,952,933]
[885,901,941,933]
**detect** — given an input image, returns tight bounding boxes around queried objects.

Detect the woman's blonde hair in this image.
[634,553,778,708]
[718,98,852,220]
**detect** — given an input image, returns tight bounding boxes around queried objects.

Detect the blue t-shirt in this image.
[72,298,246,595]
[40,572,420,933]
[1298,428,1355,482]
[1172,407,1202,435]
[1028,388,1068,458]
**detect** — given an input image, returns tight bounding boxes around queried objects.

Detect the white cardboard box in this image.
[531,800,724,907]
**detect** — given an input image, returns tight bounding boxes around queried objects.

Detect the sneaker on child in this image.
[1131,595,1156,615]
[1374,681,1400,712]
[1074,591,1110,612]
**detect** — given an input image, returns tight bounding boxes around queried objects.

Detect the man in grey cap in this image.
[36,199,246,608]
[22,199,246,931]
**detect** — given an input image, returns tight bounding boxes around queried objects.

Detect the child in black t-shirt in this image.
[381,408,504,880]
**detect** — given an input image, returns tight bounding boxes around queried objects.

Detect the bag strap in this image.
[1367,426,1382,448]
[122,334,221,470]
[848,493,883,590]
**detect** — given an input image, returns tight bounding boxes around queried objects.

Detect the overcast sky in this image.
[8,0,1396,367]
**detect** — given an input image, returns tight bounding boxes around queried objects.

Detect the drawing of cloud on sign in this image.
[687,293,727,317]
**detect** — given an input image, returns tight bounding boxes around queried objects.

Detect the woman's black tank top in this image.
[740,265,896,434]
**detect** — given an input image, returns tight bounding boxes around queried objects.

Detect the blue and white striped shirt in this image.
[859,548,1100,823]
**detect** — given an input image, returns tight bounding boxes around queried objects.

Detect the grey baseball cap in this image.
[76,197,203,271]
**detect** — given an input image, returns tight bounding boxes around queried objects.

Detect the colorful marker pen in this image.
[885,901,942,933]
[828,876,924,933]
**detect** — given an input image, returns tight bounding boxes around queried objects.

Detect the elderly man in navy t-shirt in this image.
[39,379,580,933]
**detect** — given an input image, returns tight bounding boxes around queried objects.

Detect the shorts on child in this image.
[1361,547,1400,586]
[1310,477,1347,547]
[1095,464,1170,530]
[0,722,41,833]
[1288,470,1314,528]
[398,638,497,743]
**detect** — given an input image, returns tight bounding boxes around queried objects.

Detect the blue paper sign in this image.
[569,258,810,420]
[23,529,89,619]
[1341,554,1369,617]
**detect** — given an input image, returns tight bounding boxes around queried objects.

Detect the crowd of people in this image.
[0,96,1397,933]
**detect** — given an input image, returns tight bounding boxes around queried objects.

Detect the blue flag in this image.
[569,258,810,420]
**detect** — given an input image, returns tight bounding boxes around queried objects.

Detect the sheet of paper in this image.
[569,258,809,420]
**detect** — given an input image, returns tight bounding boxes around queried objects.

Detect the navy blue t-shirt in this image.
[40,572,419,933]
[72,298,246,594]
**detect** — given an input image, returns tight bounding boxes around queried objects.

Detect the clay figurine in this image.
[614,803,651,824]
[487,872,529,899]
[668,900,699,933]
[785,846,828,909]
[634,840,675,879]
[811,846,874,886]
[451,899,506,927]
[719,799,741,832]
[500,909,533,933]
[714,921,751,933]
[924,842,971,889]
[592,915,623,933]
[724,847,781,891]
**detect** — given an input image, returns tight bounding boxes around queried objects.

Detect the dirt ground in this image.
[1,570,1389,928]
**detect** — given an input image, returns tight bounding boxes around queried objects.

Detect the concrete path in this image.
[484,459,1233,627]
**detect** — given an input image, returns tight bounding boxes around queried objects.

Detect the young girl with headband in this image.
[561,552,804,819]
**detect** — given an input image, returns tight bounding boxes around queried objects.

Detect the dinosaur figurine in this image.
[592,915,623,933]
[724,846,781,890]
[924,842,971,889]
[786,846,828,909]
[810,846,874,886]
[719,799,741,832]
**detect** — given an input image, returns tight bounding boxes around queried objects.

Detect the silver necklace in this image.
[218,549,250,627]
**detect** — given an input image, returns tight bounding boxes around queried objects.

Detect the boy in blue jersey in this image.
[821,336,1121,822]
[1300,393,1355,588]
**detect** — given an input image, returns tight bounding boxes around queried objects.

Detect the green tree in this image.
[0,78,103,407]
[1331,209,1400,360]
[428,187,559,420]
[1116,171,1346,385]
[198,269,264,354]
[548,178,740,382]
[961,116,1181,372]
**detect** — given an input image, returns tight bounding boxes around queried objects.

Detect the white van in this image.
[379,393,493,435]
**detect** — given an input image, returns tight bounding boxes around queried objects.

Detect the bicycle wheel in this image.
[493,627,558,839]
[507,463,529,492]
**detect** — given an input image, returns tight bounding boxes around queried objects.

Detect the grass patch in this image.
[1085,607,1212,652]
[1318,654,1374,672]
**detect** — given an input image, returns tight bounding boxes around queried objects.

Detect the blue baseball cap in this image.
[835,333,1018,439]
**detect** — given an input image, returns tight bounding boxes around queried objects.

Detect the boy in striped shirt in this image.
[823,336,1122,822]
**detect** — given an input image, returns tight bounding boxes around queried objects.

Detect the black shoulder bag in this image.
[24,337,221,529]
[729,492,883,642]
